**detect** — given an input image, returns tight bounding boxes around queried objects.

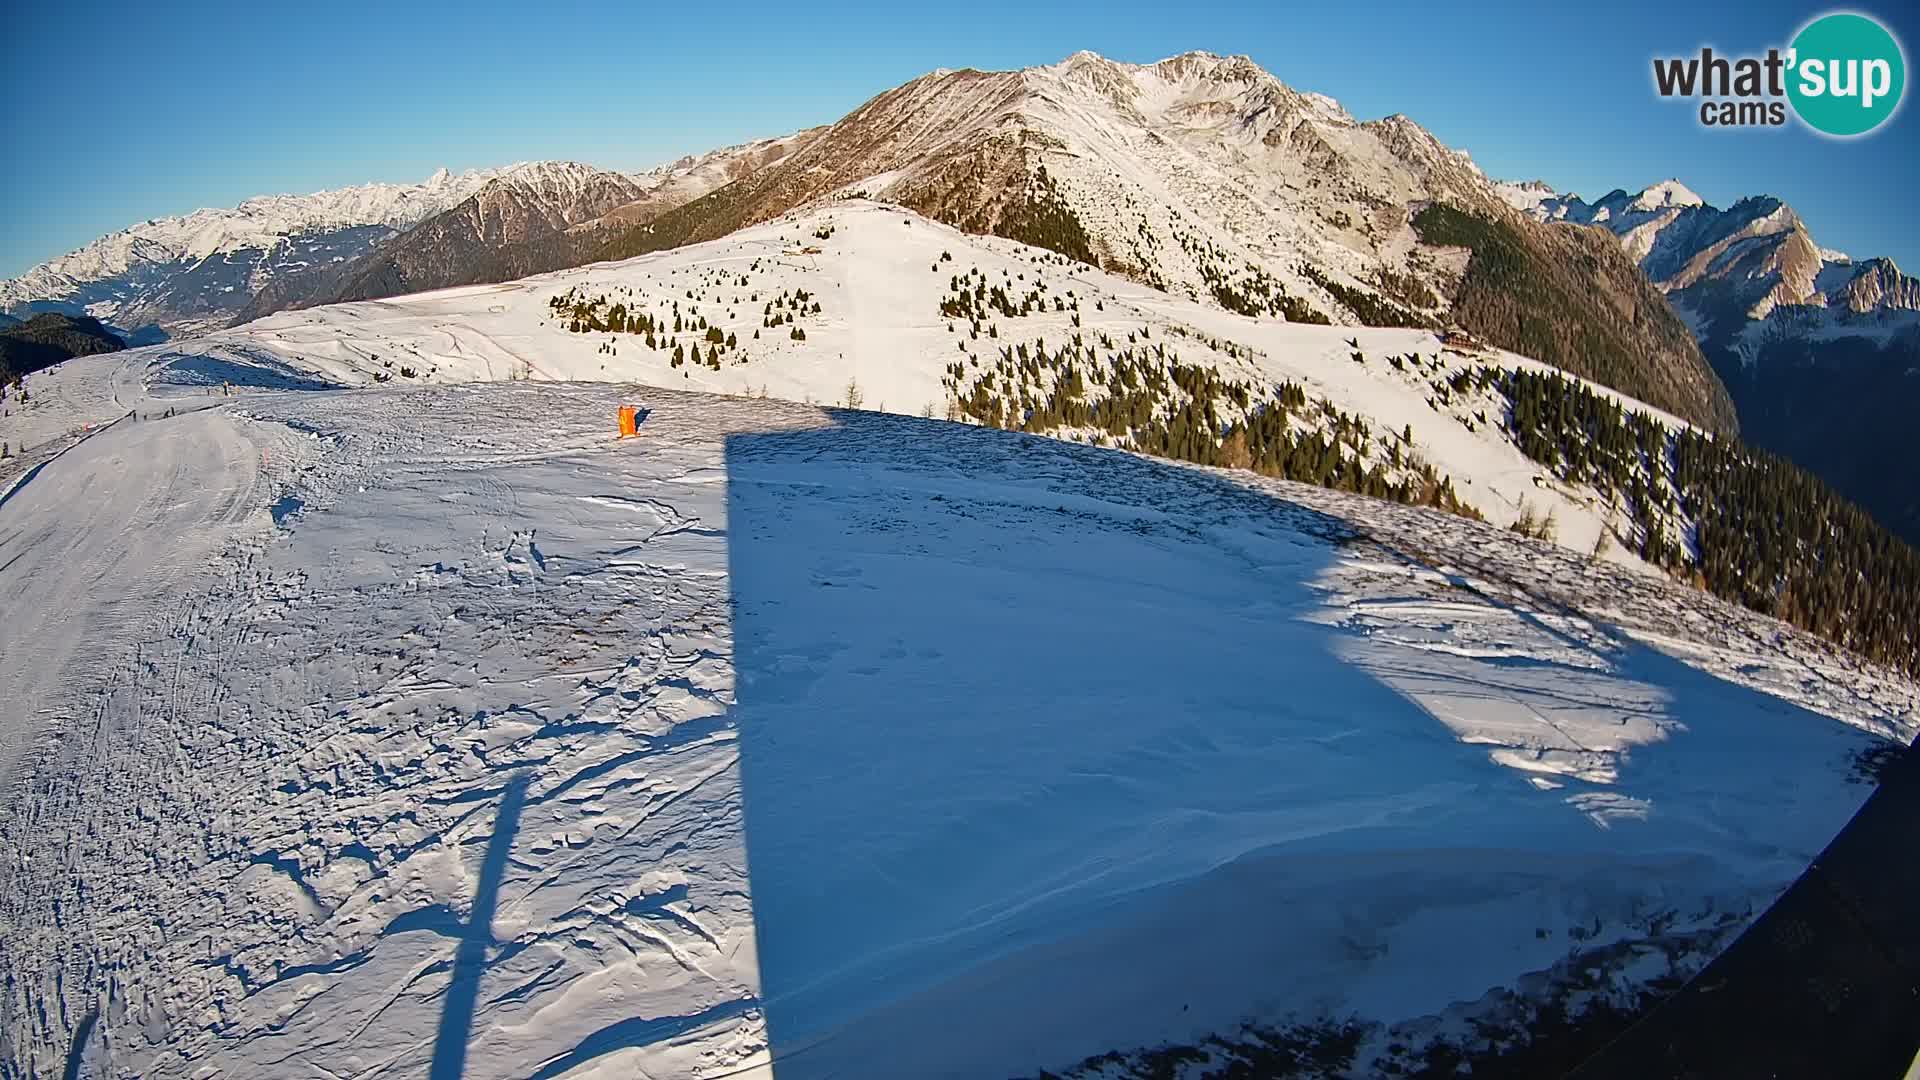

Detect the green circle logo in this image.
[1788,12,1906,136]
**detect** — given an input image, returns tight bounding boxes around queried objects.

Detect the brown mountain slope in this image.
[599,51,1736,433]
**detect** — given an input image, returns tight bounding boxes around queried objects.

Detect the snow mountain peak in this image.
[1502,175,1919,326]
[1633,179,1705,210]
[476,161,646,218]
[578,49,1733,430]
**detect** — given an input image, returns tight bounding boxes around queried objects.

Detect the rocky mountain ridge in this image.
[596,50,1737,432]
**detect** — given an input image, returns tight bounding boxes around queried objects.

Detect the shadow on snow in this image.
[429,774,529,1080]
[715,410,1883,1078]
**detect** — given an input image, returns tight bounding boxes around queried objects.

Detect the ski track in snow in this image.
[1,362,1916,1076]
[0,403,268,789]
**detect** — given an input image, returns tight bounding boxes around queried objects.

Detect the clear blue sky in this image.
[3,0,1915,278]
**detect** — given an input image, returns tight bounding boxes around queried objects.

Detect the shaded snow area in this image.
[1,359,1915,1079]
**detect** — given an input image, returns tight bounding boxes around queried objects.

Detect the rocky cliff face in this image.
[1506,179,1920,333]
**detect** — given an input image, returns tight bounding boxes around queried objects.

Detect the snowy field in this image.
[107,200,1701,570]
[1,340,1914,1077]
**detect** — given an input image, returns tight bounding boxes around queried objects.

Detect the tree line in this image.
[1493,365,1920,675]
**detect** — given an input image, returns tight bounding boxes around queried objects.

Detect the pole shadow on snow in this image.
[717,408,1896,1078]
[429,773,528,1080]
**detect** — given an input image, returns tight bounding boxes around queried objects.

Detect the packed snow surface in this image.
[1,335,1913,1078]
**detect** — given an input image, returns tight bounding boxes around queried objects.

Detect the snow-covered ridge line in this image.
[0,132,833,313]
[0,167,506,301]
[4,136,825,339]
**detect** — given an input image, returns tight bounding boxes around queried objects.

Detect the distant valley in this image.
[1501,178,1920,543]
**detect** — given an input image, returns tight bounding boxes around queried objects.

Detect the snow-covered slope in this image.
[0,339,1912,1079]
[602,130,823,229]
[0,168,506,337]
[163,200,1699,570]
[593,51,1734,433]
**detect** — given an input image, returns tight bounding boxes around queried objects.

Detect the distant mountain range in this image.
[1499,178,1920,543]
[1496,177,1920,340]
[0,138,816,341]
[226,160,651,323]
[234,136,818,324]
[0,168,502,339]
[9,49,1919,538]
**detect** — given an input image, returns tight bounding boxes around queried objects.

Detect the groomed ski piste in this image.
[2,203,1916,1079]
